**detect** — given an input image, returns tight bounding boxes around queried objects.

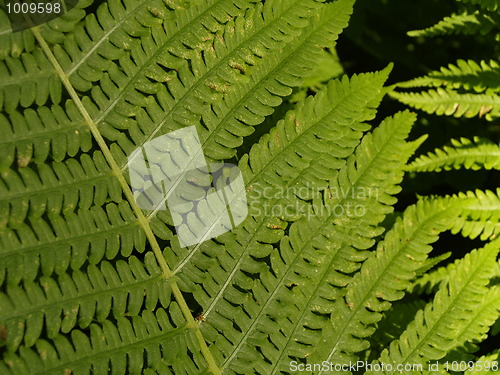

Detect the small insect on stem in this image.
[194,312,208,324]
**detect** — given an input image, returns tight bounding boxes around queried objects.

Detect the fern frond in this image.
[457,0,500,12]
[370,299,428,361]
[407,11,498,38]
[316,199,458,368]
[369,240,500,374]
[141,0,368,300]
[400,5,500,123]
[211,110,420,374]
[465,350,500,374]
[390,88,500,120]
[442,285,500,362]
[58,0,345,163]
[0,0,92,59]
[0,202,146,285]
[450,189,500,241]
[3,0,498,373]
[397,59,500,93]
[243,70,390,197]
[166,0,355,160]
[0,308,211,375]
[172,68,392,373]
[0,0,353,269]
[0,253,171,352]
[282,111,421,370]
[409,259,458,296]
[406,137,500,172]
[167,2,370,273]
[0,50,62,112]
[0,103,93,168]
[0,1,365,373]
[0,0,353,171]
[232,113,416,373]
[408,189,500,246]
[0,152,121,228]
[409,189,500,295]
[2,0,253,164]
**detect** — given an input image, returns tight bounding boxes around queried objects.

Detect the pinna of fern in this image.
[367,240,500,375]
[404,132,500,242]
[406,136,500,172]
[392,0,500,121]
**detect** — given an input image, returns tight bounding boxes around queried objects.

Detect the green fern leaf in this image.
[221,110,420,373]
[406,137,500,172]
[457,0,500,12]
[390,88,500,120]
[0,201,147,285]
[0,308,209,375]
[70,0,352,162]
[316,199,459,370]
[0,51,62,112]
[450,189,500,241]
[442,285,500,362]
[1,0,499,374]
[465,350,500,374]
[406,190,500,248]
[191,0,356,160]
[369,240,500,374]
[171,68,392,280]
[0,1,366,373]
[0,0,355,170]
[407,11,499,38]
[397,59,500,93]
[400,4,500,122]
[172,68,393,374]
[0,102,95,169]
[0,252,171,351]
[410,191,500,295]
[0,152,121,227]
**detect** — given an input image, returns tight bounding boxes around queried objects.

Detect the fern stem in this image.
[30,26,223,375]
